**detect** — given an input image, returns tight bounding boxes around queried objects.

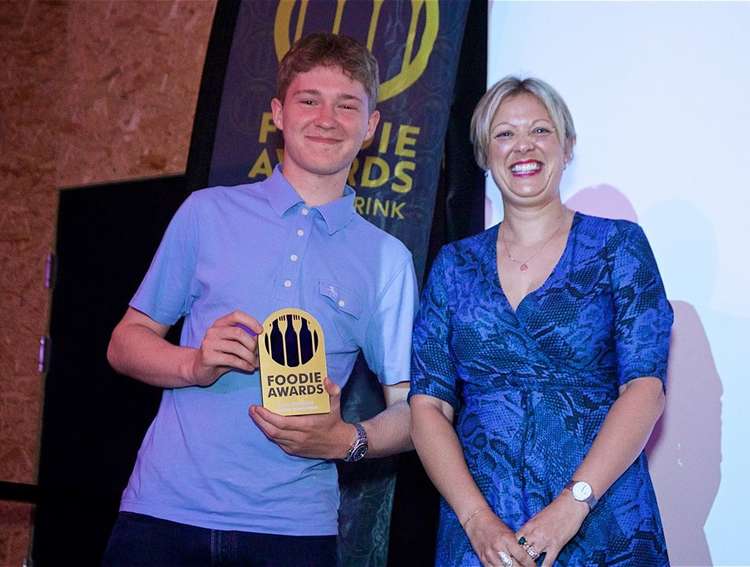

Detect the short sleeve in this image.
[362,255,419,386]
[130,194,199,325]
[608,221,673,387]
[408,247,460,411]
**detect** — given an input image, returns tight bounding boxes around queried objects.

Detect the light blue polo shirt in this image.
[120,166,417,535]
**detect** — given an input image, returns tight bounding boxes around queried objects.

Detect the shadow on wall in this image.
[566,185,721,567]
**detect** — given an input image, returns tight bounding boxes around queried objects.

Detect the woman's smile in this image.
[510,159,543,177]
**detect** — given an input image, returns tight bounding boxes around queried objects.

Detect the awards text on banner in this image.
[207,0,469,279]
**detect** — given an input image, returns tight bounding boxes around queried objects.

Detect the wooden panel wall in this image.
[0,1,216,564]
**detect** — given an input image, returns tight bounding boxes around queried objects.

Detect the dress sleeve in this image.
[130,194,199,326]
[409,246,460,410]
[608,221,673,387]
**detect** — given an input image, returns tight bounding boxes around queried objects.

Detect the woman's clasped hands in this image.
[463,508,536,567]
[513,492,590,567]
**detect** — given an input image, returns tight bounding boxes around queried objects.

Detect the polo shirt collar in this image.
[266,166,304,217]
[266,165,355,235]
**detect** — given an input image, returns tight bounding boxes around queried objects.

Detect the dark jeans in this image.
[102,512,338,567]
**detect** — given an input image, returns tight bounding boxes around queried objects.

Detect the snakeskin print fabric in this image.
[410,213,672,566]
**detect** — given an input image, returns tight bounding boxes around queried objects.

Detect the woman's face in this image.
[488,92,567,209]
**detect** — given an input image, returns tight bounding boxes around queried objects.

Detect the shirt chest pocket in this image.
[316,280,363,353]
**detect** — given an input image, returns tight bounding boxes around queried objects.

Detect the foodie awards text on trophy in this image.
[258,308,330,416]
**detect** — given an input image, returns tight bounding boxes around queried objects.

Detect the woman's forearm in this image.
[410,396,489,524]
[571,377,665,502]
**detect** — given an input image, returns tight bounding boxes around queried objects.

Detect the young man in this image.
[103,33,417,566]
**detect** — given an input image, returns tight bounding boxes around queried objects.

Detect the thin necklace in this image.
[500,215,565,272]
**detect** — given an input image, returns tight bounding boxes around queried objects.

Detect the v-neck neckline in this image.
[492,211,581,316]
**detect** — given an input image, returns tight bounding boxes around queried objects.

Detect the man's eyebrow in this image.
[291,88,364,103]
[292,88,322,98]
[337,93,364,103]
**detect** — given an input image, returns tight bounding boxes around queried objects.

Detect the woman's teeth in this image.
[511,161,542,174]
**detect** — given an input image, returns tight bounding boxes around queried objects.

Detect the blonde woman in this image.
[410,77,672,567]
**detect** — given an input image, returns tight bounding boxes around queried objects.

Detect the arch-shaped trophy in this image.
[258,307,330,416]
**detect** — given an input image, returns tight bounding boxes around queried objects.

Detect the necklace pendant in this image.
[520,263,529,272]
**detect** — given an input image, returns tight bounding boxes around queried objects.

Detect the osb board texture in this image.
[0,502,32,567]
[0,1,215,563]
[0,0,68,485]
[58,0,216,186]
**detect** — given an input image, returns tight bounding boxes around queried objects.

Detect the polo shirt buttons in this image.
[338,300,346,308]
[289,208,307,289]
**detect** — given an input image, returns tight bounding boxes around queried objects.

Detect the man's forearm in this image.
[109,307,262,389]
[108,318,197,388]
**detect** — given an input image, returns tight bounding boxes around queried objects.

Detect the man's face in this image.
[271,65,379,181]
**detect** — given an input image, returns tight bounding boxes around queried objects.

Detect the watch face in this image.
[572,481,592,501]
[350,443,368,461]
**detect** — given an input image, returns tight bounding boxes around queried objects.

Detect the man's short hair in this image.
[277,33,379,112]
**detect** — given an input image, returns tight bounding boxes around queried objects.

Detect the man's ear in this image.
[271,98,284,131]
[364,109,380,143]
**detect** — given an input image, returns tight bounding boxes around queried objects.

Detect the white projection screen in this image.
[485,3,749,566]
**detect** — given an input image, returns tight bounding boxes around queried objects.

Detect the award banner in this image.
[203,0,470,281]
[259,308,330,416]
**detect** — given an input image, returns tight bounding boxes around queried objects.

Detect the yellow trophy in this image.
[258,308,330,416]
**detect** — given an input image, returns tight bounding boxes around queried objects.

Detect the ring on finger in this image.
[517,535,540,560]
[498,550,514,567]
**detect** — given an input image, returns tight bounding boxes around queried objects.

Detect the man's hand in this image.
[188,310,263,386]
[249,378,355,459]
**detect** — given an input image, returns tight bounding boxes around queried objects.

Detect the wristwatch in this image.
[343,423,368,462]
[565,480,598,510]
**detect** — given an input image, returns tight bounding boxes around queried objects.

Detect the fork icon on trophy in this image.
[265,312,319,367]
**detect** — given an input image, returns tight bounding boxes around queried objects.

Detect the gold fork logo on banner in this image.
[273,0,439,102]
[259,307,330,416]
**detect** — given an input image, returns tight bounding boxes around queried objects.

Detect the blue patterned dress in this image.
[410,213,672,566]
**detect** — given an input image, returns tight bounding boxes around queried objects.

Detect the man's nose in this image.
[314,104,336,128]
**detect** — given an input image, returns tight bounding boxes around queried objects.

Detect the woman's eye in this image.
[533,127,552,135]
[495,131,512,139]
